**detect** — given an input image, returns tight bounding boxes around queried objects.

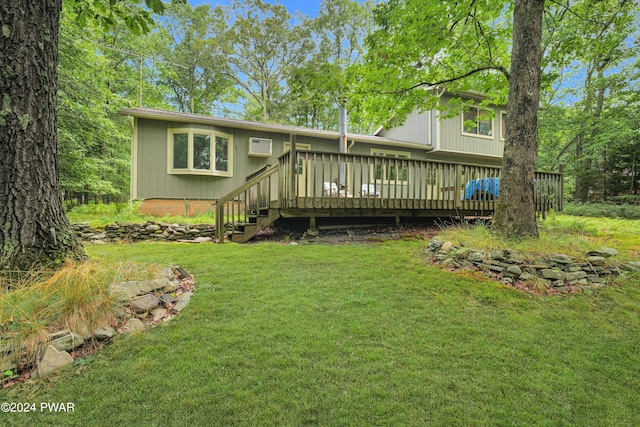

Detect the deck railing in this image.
[279,150,563,213]
[215,163,279,242]
[216,150,563,240]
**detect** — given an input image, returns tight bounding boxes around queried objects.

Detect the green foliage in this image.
[65,201,151,226]
[287,0,375,133]
[563,203,640,220]
[57,0,182,204]
[153,3,234,114]
[439,213,640,260]
[67,0,167,35]
[353,0,511,128]
[65,202,217,227]
[537,0,639,202]
[58,5,132,203]
[221,0,314,123]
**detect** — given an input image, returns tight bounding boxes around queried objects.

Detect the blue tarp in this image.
[464,177,499,200]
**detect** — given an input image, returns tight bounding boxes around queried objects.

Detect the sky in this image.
[189,1,326,17]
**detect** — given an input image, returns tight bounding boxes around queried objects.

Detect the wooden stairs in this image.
[227,208,280,243]
[215,163,280,244]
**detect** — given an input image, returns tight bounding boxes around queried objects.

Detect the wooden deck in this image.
[216,148,563,242]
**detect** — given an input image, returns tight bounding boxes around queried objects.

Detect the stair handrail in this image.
[215,163,280,242]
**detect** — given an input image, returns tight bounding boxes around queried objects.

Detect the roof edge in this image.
[120,107,432,151]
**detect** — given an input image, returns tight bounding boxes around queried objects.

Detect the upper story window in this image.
[168,128,233,176]
[500,111,507,141]
[462,106,493,139]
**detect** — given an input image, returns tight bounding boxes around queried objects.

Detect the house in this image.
[120,92,562,242]
[375,90,506,166]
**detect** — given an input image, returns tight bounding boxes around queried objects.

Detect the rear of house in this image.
[121,92,562,241]
[122,107,436,216]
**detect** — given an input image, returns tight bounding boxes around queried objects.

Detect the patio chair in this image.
[324,182,338,196]
[361,183,381,197]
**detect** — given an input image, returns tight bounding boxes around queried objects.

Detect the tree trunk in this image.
[574,136,590,202]
[493,0,545,238]
[0,0,86,270]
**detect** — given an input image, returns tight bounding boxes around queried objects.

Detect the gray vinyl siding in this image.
[136,119,236,200]
[135,118,343,200]
[377,109,433,147]
[348,143,429,160]
[134,104,504,202]
[437,95,504,158]
[424,150,503,167]
[377,95,505,159]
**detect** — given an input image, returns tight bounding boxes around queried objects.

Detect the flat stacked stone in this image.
[72,221,217,244]
[427,241,635,292]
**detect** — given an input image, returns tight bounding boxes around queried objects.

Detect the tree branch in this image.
[546,0,618,26]
[357,66,510,96]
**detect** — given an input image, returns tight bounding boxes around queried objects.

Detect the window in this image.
[462,107,493,139]
[426,169,437,186]
[371,149,410,184]
[500,111,507,141]
[172,133,188,169]
[193,134,211,170]
[284,142,311,175]
[168,129,232,176]
[215,136,230,172]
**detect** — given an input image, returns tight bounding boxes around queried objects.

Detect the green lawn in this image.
[3,238,640,426]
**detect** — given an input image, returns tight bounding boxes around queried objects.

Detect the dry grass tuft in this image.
[0,260,160,370]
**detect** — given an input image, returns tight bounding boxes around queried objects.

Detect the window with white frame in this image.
[371,149,410,184]
[168,128,232,176]
[284,142,311,175]
[426,169,437,186]
[462,106,493,138]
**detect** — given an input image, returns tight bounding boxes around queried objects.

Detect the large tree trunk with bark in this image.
[0,1,86,270]
[493,0,545,238]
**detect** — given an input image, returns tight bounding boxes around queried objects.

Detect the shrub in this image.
[563,202,640,220]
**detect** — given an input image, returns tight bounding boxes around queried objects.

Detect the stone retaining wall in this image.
[73,221,217,244]
[427,240,640,294]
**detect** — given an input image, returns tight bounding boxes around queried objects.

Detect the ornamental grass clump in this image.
[38,260,119,338]
[0,260,159,370]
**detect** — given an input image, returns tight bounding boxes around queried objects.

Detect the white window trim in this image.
[461,106,494,140]
[283,142,311,152]
[284,142,311,175]
[167,128,233,177]
[500,111,507,141]
[370,148,411,185]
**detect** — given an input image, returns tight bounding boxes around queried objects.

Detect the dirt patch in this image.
[250,218,441,245]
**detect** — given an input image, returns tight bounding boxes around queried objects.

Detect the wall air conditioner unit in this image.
[248,137,272,157]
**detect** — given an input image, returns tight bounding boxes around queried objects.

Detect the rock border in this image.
[426,240,640,295]
[73,221,216,244]
[1,266,195,386]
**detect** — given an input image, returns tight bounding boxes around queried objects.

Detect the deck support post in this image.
[454,164,462,209]
[395,215,400,226]
[289,134,297,207]
[309,215,317,230]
